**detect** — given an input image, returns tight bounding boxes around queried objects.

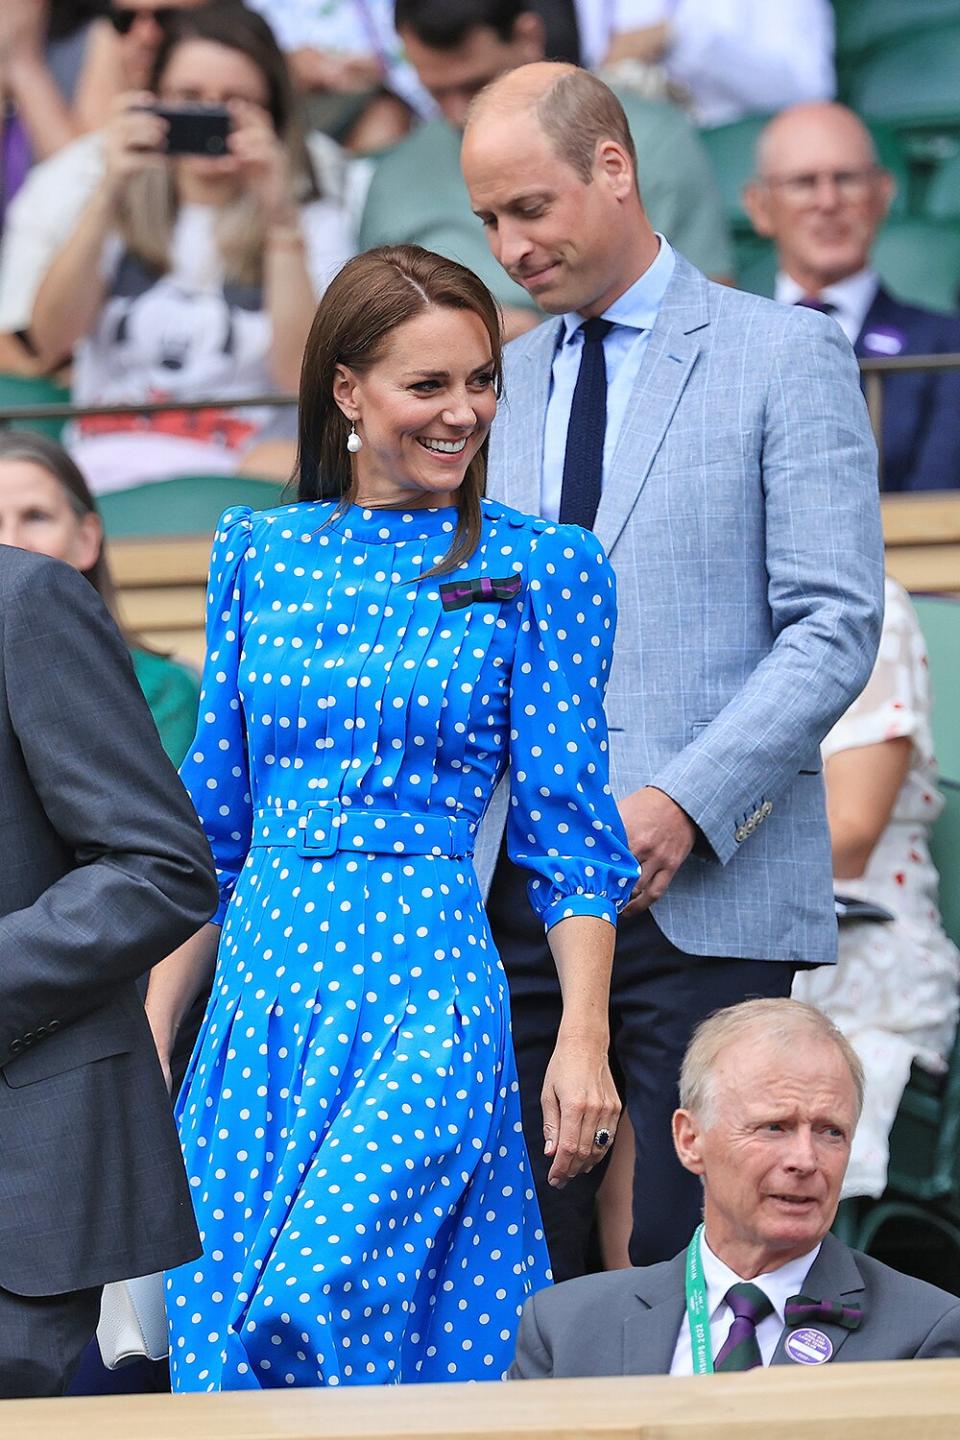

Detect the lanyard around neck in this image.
[685,1223,714,1375]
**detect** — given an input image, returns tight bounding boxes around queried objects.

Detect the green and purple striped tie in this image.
[714,1283,774,1371]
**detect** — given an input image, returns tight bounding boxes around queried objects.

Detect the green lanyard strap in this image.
[685,1223,715,1375]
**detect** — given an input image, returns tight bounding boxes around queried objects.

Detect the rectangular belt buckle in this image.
[296,802,341,858]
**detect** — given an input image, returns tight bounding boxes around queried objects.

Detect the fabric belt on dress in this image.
[250,802,477,859]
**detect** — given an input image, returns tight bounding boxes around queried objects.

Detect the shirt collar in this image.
[559,234,676,345]
[776,267,879,338]
[701,1232,822,1326]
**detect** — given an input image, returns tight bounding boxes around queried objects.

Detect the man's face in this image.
[744,111,893,290]
[675,1037,857,1269]
[110,0,201,89]
[462,114,635,317]
[399,21,542,130]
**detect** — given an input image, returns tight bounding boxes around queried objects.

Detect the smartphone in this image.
[139,103,231,156]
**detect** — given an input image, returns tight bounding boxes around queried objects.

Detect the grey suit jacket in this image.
[482,253,885,964]
[0,546,218,1295]
[511,1232,960,1376]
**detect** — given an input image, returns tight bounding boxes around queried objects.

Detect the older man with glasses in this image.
[744,101,960,494]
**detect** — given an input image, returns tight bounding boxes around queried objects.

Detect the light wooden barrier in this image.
[107,492,960,673]
[5,1363,960,1439]
[882,493,960,595]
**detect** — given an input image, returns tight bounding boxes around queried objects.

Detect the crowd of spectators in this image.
[0,0,959,1401]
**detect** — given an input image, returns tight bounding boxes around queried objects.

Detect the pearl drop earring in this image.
[346,422,363,454]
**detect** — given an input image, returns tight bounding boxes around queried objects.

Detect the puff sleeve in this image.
[506,523,638,930]
[178,507,254,925]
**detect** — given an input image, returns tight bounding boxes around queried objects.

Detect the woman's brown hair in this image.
[296,244,503,577]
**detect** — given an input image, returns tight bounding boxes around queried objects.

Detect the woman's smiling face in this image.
[334,305,498,509]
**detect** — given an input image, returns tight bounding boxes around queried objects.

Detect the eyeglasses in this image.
[108,6,179,34]
[760,167,882,204]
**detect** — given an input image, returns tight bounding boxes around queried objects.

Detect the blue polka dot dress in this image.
[167,498,637,1391]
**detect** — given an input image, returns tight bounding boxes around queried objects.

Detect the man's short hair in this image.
[394,0,524,47]
[535,69,638,186]
[679,997,865,1122]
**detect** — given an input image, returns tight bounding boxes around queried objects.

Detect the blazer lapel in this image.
[499,320,559,517]
[593,254,709,556]
[621,1255,687,1376]
[770,1233,866,1367]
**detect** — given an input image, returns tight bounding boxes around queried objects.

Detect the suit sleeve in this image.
[508,1293,554,1379]
[0,556,218,1054]
[649,308,886,864]
[916,1304,960,1358]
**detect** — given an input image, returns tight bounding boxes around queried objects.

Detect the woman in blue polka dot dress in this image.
[145,246,638,1391]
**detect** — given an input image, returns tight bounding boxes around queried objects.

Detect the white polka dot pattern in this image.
[167,498,637,1391]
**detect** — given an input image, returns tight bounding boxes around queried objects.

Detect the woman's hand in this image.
[541,1032,621,1188]
[102,90,169,190]
[227,98,298,224]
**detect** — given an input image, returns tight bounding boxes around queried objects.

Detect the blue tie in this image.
[559,317,613,530]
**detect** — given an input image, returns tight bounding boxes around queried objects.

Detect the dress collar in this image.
[328,502,460,546]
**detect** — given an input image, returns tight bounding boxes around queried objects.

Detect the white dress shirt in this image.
[776,268,880,348]
[541,235,676,523]
[576,0,835,128]
[669,1232,821,1375]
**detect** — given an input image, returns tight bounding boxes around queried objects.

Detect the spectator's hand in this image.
[619,786,695,915]
[0,0,48,67]
[288,45,383,96]
[603,21,671,67]
[541,1035,620,1188]
[102,90,169,188]
[227,98,298,224]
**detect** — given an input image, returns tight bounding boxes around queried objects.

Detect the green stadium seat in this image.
[98,473,287,539]
[925,147,960,221]
[0,373,70,442]
[833,0,960,63]
[845,24,960,133]
[833,596,960,1269]
[699,115,772,232]
[872,218,960,311]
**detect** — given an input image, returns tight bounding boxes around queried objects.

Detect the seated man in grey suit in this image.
[511,999,960,1376]
[0,545,218,1398]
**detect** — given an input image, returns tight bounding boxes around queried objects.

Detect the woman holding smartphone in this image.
[29,2,353,493]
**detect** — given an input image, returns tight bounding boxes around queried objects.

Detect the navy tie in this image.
[794,295,836,314]
[559,317,613,530]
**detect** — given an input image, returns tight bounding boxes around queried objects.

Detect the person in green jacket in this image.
[0,429,199,764]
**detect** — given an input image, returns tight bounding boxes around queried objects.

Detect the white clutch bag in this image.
[97,1272,169,1368]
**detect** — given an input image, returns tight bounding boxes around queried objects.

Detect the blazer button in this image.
[22,1033,34,1046]
[9,1039,24,1055]
[48,1020,61,1032]
[735,826,748,843]
[34,1025,48,1040]
[761,801,773,818]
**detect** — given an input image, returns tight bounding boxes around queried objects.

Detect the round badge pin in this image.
[785,1327,833,1365]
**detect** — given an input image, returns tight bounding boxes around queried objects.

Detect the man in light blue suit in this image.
[461,63,885,1280]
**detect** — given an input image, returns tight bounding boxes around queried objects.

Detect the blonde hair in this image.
[679,998,865,1123]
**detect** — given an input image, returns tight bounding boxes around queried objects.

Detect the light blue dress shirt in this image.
[541,236,677,522]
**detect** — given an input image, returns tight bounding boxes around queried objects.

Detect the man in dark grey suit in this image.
[511,999,960,1377]
[0,545,218,1398]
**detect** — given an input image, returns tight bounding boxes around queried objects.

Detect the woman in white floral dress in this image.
[794,577,960,1198]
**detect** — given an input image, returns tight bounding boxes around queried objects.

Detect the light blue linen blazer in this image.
[479,253,885,966]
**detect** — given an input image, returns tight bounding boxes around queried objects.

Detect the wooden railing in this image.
[4,1362,960,1438]
[107,492,960,671]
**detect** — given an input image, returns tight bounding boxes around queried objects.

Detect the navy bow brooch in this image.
[439,575,522,612]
